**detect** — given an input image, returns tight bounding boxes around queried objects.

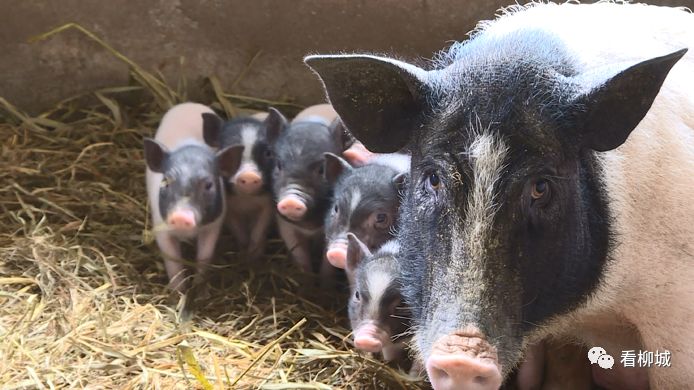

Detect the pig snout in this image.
[354,322,389,353]
[234,168,263,195]
[326,240,348,268]
[277,195,307,221]
[426,328,503,390]
[166,208,197,231]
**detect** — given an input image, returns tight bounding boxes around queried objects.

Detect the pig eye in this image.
[374,213,390,229]
[424,171,442,196]
[203,179,215,191]
[530,179,550,204]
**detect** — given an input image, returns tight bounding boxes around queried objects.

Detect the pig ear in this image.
[202,112,223,148]
[216,145,245,177]
[392,172,407,193]
[305,54,429,153]
[346,233,371,272]
[265,107,288,145]
[328,117,354,152]
[324,152,352,185]
[572,48,687,152]
[143,138,169,173]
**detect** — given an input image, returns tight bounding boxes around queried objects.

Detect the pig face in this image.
[144,139,243,231]
[203,110,285,196]
[307,42,685,387]
[324,153,404,268]
[269,110,344,223]
[346,234,409,354]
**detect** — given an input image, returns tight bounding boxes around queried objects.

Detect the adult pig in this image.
[306,3,694,389]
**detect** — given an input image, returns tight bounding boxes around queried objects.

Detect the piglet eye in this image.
[317,165,325,175]
[333,204,338,213]
[264,149,273,158]
[531,179,548,200]
[374,213,390,229]
[204,179,214,191]
[160,177,171,188]
[355,291,360,300]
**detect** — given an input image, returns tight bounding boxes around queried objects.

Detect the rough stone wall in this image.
[1,0,692,113]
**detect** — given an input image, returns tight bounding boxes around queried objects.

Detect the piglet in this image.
[269,105,345,280]
[144,103,243,292]
[323,153,409,270]
[202,110,284,261]
[346,233,411,365]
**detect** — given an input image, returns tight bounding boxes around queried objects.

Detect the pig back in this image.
[154,102,216,151]
[291,103,337,126]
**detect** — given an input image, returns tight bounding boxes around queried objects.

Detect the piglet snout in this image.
[426,328,502,390]
[167,209,197,231]
[353,322,389,353]
[326,241,348,268]
[235,170,263,194]
[277,195,307,220]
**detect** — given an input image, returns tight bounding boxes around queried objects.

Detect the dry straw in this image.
[0,24,425,389]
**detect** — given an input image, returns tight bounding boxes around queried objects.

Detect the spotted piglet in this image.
[269,105,345,281]
[346,233,412,367]
[144,103,243,292]
[323,152,409,271]
[202,109,285,261]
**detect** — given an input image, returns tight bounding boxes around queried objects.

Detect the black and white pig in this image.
[145,103,243,292]
[270,105,345,278]
[202,110,285,261]
[306,2,694,389]
[346,233,411,365]
[323,152,409,270]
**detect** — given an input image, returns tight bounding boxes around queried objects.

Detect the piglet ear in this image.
[328,117,354,152]
[392,172,407,193]
[202,112,224,148]
[573,48,687,152]
[216,144,245,178]
[324,152,352,185]
[143,138,169,173]
[346,233,371,273]
[265,107,288,145]
[305,54,429,153]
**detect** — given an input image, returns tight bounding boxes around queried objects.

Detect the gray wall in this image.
[2,0,693,113]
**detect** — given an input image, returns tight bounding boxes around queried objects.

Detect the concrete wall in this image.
[2,0,693,114]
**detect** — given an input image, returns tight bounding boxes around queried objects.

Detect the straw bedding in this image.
[0,24,426,389]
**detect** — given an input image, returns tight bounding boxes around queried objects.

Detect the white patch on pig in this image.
[349,189,362,213]
[240,126,258,163]
[463,133,508,268]
[378,240,400,256]
[366,270,394,318]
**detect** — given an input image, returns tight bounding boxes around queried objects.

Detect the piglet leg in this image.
[156,232,187,292]
[277,217,313,273]
[247,200,274,262]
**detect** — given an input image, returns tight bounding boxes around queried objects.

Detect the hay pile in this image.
[0,25,425,389]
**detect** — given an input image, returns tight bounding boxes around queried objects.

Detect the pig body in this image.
[270,106,345,278]
[346,234,410,364]
[204,111,285,261]
[324,153,409,269]
[307,2,694,389]
[145,103,243,291]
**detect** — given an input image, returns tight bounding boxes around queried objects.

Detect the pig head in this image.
[306,43,685,389]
